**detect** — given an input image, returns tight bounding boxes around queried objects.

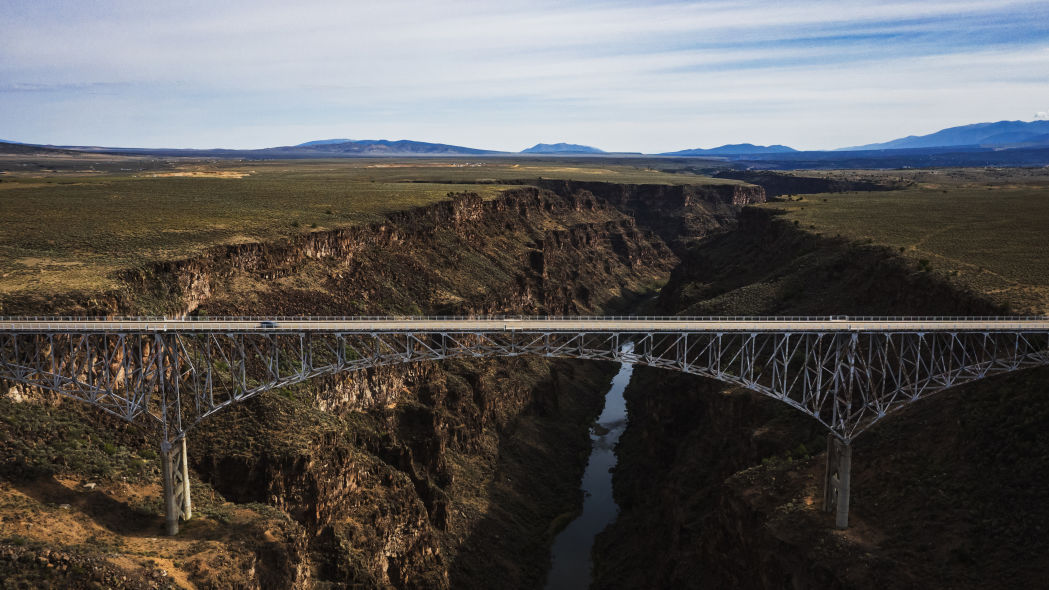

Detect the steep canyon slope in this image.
[0,179,763,588]
[595,205,1049,589]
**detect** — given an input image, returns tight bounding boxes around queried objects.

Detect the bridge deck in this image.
[2,317,1048,332]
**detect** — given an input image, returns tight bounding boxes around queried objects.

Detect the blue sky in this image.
[2,0,1048,152]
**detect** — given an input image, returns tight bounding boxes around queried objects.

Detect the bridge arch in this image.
[3,326,1048,442]
[2,318,1048,533]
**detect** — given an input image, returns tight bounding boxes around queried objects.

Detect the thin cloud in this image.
[1,0,1048,150]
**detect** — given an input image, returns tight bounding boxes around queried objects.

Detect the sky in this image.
[2,0,1049,152]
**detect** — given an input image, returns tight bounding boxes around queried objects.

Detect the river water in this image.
[545,345,634,589]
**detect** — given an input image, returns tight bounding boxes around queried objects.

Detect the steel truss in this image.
[2,327,1048,532]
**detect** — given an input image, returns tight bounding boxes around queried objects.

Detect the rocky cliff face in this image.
[110,185,695,317]
[0,180,760,588]
[658,207,1006,316]
[168,183,758,588]
[595,207,1049,589]
[163,184,730,588]
[530,179,765,249]
[712,170,901,197]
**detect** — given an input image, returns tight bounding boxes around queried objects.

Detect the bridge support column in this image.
[179,437,193,520]
[823,434,852,530]
[160,437,192,535]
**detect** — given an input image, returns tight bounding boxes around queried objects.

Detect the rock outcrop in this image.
[0,179,759,588]
[595,206,1049,590]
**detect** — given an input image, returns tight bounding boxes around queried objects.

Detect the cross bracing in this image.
[1,316,1048,532]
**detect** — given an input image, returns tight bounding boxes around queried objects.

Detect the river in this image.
[545,344,634,589]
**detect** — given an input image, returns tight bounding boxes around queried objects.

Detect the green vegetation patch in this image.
[0,398,156,482]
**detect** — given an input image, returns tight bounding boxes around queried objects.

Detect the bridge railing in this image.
[3,315,1048,322]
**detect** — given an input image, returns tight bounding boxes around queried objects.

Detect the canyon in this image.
[0,179,754,587]
[3,172,1048,590]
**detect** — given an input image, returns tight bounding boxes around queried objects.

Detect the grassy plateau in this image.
[0,156,736,300]
[761,168,1049,313]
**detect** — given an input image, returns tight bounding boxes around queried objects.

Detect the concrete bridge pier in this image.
[823,434,852,529]
[160,437,192,535]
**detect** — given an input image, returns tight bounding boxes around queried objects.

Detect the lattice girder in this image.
[1,329,1047,443]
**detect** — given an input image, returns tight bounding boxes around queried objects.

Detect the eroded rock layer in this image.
[594,207,1049,590]
[0,180,761,588]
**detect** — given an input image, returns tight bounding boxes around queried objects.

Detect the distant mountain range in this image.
[840,120,1049,151]
[0,140,85,156]
[296,139,354,147]
[6,119,1049,169]
[276,139,501,155]
[660,143,798,156]
[521,143,606,154]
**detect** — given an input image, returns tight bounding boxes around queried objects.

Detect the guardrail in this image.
[2,317,1049,334]
[3,315,1048,322]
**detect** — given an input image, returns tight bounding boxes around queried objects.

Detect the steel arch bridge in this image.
[2,316,1048,533]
